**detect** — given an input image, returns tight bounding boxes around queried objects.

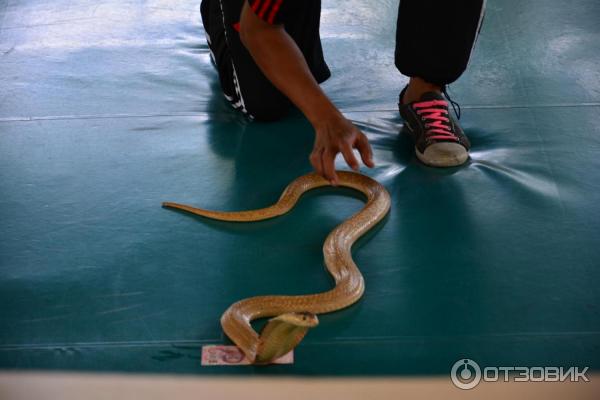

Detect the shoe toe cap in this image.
[418,142,469,167]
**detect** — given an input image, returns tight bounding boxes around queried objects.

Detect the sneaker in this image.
[399,87,470,167]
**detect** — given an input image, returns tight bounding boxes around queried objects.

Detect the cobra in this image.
[163,171,391,364]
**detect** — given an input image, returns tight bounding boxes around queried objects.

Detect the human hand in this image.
[309,114,375,185]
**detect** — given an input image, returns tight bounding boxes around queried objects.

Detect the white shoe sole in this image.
[415,142,469,167]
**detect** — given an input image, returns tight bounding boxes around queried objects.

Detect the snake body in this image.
[163,171,391,364]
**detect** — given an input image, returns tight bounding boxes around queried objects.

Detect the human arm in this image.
[239,2,374,184]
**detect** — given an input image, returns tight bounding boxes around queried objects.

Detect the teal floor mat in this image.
[1,0,599,375]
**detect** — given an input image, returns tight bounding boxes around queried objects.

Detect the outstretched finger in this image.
[340,142,360,171]
[309,147,324,176]
[322,149,339,186]
[355,133,375,168]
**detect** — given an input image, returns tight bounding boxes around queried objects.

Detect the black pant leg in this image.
[201,0,236,100]
[201,0,291,121]
[394,0,486,86]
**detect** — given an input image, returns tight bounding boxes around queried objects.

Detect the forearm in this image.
[238,2,373,184]
[239,3,340,127]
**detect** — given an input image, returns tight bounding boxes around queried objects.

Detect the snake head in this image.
[254,312,319,364]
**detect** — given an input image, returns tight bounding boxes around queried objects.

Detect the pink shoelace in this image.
[413,100,459,141]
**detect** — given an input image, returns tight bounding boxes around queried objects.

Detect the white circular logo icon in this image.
[451,359,482,389]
